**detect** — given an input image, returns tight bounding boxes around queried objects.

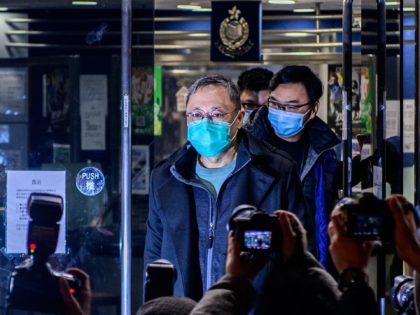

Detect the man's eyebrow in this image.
[189,106,223,111]
[189,107,204,111]
[270,96,299,104]
[241,99,257,103]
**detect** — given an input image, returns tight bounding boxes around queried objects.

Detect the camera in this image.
[144,259,176,302]
[7,193,81,313]
[338,193,394,242]
[228,205,280,256]
[390,275,415,315]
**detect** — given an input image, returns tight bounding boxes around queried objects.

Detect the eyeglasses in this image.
[267,97,311,112]
[241,102,263,111]
[186,110,238,122]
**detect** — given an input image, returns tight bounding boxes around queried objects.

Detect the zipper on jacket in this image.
[208,222,215,248]
[206,197,215,291]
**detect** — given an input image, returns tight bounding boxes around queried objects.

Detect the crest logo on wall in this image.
[217,6,253,58]
[211,1,261,62]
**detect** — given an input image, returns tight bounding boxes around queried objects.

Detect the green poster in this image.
[360,64,374,135]
[154,65,162,136]
[132,67,154,136]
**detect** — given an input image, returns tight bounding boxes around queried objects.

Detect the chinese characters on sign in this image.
[6,170,66,254]
[75,166,105,196]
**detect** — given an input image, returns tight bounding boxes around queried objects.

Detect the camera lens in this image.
[390,275,415,313]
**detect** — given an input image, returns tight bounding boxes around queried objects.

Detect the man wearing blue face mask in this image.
[237,67,273,126]
[144,75,309,305]
[245,65,341,270]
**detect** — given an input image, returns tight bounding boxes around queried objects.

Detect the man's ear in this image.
[236,110,245,128]
[311,102,320,118]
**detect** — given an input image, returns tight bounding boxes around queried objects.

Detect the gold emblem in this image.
[216,5,254,58]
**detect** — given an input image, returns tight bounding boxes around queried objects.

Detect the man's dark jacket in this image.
[245,106,340,264]
[191,252,379,315]
[144,131,309,301]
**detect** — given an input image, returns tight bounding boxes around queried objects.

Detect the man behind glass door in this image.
[144,75,309,301]
[237,67,273,125]
[245,65,341,268]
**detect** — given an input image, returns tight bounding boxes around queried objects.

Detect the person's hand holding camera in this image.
[387,195,420,272]
[226,231,268,282]
[328,201,374,274]
[274,210,307,259]
[59,268,92,315]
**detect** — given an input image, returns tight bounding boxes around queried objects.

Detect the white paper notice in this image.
[176,86,188,112]
[80,75,107,151]
[6,170,66,254]
[403,100,415,153]
[0,68,27,116]
[373,165,382,198]
[385,100,399,138]
[132,145,150,195]
[81,113,106,151]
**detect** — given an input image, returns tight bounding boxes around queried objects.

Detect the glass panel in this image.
[0,1,154,314]
[401,2,416,204]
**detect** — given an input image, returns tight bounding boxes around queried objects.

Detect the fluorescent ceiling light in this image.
[170,69,194,74]
[177,4,202,10]
[284,32,311,37]
[188,32,210,37]
[293,8,315,13]
[403,7,415,11]
[286,51,314,55]
[0,7,8,11]
[385,1,399,5]
[72,1,97,5]
[193,7,212,12]
[269,0,296,4]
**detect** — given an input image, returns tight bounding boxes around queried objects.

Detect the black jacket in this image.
[144,131,309,301]
[191,252,341,315]
[245,106,340,264]
[191,252,379,315]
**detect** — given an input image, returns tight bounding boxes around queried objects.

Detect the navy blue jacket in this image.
[245,106,340,265]
[144,131,309,301]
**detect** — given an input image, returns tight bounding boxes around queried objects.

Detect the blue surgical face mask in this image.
[187,113,240,157]
[242,110,252,126]
[268,107,311,138]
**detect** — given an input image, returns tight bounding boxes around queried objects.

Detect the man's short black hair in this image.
[237,67,274,93]
[269,65,323,106]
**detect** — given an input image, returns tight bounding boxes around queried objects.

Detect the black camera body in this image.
[7,193,81,313]
[8,260,81,313]
[229,205,280,255]
[144,259,176,302]
[339,193,394,242]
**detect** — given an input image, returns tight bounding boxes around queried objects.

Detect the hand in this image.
[328,203,374,273]
[59,268,92,315]
[274,210,307,258]
[387,195,420,272]
[225,231,268,281]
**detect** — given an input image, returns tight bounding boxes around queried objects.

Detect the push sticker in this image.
[76,166,105,196]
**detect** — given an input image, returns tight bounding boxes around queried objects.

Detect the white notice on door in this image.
[6,170,66,254]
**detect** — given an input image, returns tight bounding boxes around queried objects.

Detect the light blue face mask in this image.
[187,113,239,157]
[242,110,252,126]
[268,107,311,138]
